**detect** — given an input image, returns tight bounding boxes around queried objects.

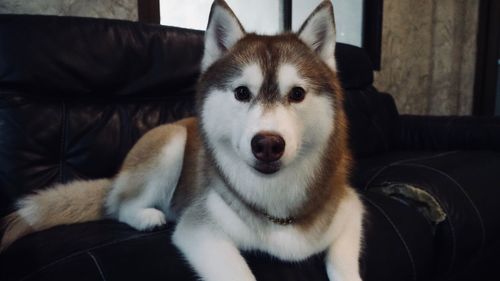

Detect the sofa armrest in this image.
[398,115,500,151]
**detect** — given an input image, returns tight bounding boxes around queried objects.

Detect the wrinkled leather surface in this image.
[1,14,499,281]
[0,15,203,216]
[0,15,204,98]
[353,150,500,280]
[344,86,400,158]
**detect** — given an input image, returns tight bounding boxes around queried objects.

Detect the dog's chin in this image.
[252,161,282,175]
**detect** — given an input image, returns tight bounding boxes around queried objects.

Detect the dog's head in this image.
[198,0,344,180]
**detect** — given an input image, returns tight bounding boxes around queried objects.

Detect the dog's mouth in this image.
[253,161,281,175]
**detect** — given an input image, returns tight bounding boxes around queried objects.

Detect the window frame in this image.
[138,0,160,24]
[473,0,500,116]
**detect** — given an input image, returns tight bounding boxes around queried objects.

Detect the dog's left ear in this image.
[202,0,245,71]
[298,1,337,71]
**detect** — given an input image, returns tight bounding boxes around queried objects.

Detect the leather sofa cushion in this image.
[0,191,435,281]
[352,150,500,279]
[344,87,400,159]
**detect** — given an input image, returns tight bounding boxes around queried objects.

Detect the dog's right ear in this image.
[202,0,245,71]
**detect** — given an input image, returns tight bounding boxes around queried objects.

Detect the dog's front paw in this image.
[120,208,167,231]
[327,273,362,281]
[326,265,362,281]
[136,208,166,230]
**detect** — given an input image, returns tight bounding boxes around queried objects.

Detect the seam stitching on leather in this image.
[87,251,107,281]
[398,162,486,273]
[364,196,417,281]
[363,151,459,190]
[19,229,170,281]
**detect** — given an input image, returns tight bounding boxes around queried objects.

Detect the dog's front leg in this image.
[325,189,364,281]
[172,216,256,281]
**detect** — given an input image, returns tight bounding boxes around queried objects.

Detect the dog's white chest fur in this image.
[205,189,334,261]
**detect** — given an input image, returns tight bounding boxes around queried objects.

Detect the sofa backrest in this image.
[0,15,204,216]
[335,44,400,159]
[0,14,399,216]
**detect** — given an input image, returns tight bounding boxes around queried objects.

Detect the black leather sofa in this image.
[1,15,499,281]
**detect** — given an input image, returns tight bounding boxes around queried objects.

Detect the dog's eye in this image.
[234,86,251,102]
[289,87,306,103]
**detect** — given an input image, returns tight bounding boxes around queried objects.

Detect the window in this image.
[159,0,281,34]
[139,0,383,69]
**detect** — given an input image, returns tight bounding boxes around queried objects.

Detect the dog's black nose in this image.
[251,133,285,162]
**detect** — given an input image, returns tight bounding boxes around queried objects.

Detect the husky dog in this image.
[1,1,364,280]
